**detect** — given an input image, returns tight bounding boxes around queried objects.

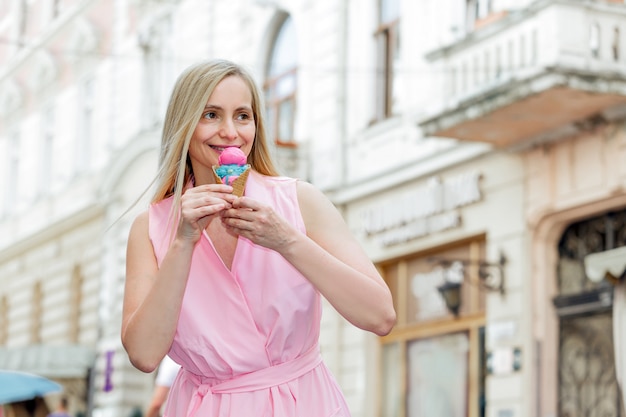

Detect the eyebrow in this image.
[203,104,252,112]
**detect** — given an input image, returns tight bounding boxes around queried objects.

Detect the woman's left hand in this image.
[219,197,297,251]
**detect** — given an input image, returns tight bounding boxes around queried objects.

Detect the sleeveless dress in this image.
[148,171,351,417]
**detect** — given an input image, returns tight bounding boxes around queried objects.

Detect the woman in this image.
[121,59,396,417]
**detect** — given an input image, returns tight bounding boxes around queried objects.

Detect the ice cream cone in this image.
[211,168,222,185]
[212,165,250,197]
[229,167,250,197]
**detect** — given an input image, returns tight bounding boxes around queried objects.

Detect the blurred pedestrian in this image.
[46,397,70,417]
[121,58,396,416]
[145,356,181,417]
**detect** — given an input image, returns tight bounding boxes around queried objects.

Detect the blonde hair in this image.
[152,59,279,211]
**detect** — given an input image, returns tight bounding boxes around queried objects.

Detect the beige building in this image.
[1,0,625,417]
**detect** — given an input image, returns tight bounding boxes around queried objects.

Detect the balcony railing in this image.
[419,0,626,149]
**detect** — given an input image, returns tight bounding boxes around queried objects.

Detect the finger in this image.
[231,196,263,210]
[222,217,253,234]
[183,185,236,204]
[220,206,258,224]
[195,203,230,217]
[193,184,234,194]
[183,191,235,209]
[181,197,230,222]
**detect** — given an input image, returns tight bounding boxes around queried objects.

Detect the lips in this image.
[210,145,239,153]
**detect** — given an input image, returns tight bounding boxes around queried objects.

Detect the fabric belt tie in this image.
[183,346,323,417]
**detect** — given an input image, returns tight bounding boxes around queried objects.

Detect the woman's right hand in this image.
[177,184,237,243]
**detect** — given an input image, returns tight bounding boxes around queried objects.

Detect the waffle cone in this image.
[212,166,250,197]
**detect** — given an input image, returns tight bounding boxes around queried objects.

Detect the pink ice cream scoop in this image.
[218,147,247,166]
[214,147,250,188]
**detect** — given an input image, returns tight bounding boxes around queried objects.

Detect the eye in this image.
[237,112,252,121]
[203,111,217,120]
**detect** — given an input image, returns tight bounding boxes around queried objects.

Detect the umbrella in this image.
[0,370,62,404]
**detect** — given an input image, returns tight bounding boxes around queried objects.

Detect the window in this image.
[3,132,20,215]
[0,296,8,345]
[52,0,60,19]
[76,78,94,173]
[373,0,400,121]
[590,22,601,59]
[612,27,620,61]
[17,0,28,47]
[70,265,83,343]
[39,105,54,196]
[380,239,487,417]
[264,15,297,146]
[406,333,470,415]
[31,282,42,343]
[466,0,507,31]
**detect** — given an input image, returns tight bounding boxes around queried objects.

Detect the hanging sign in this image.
[359,171,482,246]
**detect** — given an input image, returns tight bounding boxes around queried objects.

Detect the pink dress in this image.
[148,171,351,417]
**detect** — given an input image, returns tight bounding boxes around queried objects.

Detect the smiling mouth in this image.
[210,146,239,153]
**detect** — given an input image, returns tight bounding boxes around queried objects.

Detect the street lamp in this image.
[433,252,507,316]
[437,281,463,316]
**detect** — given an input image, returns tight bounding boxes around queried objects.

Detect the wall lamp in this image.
[430,252,507,316]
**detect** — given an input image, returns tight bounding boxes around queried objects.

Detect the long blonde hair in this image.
[152,59,279,210]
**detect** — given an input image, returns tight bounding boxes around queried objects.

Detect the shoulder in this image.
[129,196,172,240]
[129,210,149,236]
[248,172,298,198]
[127,210,152,253]
[295,181,343,231]
[296,180,332,208]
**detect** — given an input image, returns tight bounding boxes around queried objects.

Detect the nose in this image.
[219,119,237,140]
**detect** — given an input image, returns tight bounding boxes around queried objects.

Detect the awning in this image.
[584,246,626,283]
[0,344,96,378]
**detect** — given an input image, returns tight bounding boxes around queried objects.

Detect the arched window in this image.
[264,15,297,146]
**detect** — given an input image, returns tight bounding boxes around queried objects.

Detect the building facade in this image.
[0,1,625,417]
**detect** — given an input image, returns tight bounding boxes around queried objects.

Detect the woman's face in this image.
[188,75,256,184]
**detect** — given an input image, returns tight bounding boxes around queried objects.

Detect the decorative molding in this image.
[0,79,23,117]
[27,50,58,92]
[137,13,172,51]
[66,17,99,63]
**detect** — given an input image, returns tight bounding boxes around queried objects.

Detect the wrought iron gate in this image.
[555,210,626,417]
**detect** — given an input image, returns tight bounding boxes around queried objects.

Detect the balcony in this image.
[419,0,626,149]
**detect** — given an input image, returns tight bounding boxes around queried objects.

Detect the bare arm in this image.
[291,181,396,335]
[221,181,396,335]
[121,184,236,372]
[145,385,170,417]
[121,211,194,372]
